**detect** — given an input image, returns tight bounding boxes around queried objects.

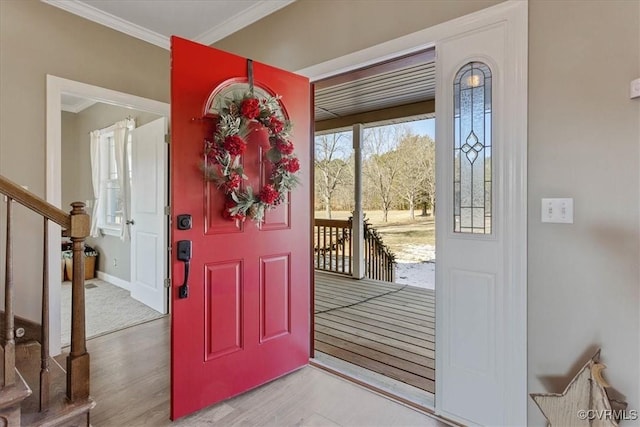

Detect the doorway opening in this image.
[59,99,167,346]
[46,75,170,355]
[311,49,437,408]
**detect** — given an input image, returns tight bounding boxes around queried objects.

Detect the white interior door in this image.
[130,117,168,314]
[435,4,527,426]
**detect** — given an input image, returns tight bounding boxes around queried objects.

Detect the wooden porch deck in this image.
[314,272,435,394]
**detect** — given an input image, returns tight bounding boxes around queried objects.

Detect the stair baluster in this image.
[66,202,90,402]
[39,218,49,411]
[4,197,16,388]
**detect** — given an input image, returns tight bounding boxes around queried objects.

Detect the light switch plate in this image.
[631,77,640,99]
[541,198,573,223]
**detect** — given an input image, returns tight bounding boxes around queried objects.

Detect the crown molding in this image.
[194,0,295,45]
[42,0,169,49]
[42,0,296,50]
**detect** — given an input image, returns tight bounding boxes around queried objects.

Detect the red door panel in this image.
[170,36,310,420]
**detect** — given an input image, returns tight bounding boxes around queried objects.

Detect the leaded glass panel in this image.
[453,62,492,234]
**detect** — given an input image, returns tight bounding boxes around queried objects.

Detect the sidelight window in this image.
[453,62,492,234]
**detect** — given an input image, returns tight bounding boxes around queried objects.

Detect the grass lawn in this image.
[314,210,435,261]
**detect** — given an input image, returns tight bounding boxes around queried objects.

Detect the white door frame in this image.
[298,1,527,424]
[45,75,170,355]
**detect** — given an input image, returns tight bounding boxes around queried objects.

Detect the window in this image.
[94,119,134,236]
[102,132,122,229]
[453,62,492,234]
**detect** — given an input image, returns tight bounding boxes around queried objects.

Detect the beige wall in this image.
[528,1,639,424]
[62,103,161,282]
[217,0,640,424]
[215,0,502,70]
[1,0,638,423]
[0,0,169,321]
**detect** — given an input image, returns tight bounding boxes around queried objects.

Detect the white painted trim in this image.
[61,97,97,114]
[194,0,295,46]
[96,271,131,292]
[46,75,169,356]
[297,1,527,425]
[42,0,169,49]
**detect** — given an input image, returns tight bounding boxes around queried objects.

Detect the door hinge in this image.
[164,278,171,288]
[164,205,171,215]
[164,133,170,144]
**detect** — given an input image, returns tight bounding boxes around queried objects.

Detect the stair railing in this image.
[0,174,90,412]
[363,218,395,282]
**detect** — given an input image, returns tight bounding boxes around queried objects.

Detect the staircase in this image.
[0,175,94,426]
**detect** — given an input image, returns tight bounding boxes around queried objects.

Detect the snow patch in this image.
[394,244,436,290]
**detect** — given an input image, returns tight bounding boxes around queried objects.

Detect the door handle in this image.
[126,219,135,225]
[177,240,192,299]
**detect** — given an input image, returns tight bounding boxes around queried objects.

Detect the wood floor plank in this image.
[319,309,435,342]
[314,272,436,394]
[315,317,435,359]
[315,326,435,368]
[315,288,435,316]
[315,341,435,393]
[337,304,436,329]
[315,331,435,379]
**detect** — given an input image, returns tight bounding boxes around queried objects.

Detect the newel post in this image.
[67,202,90,401]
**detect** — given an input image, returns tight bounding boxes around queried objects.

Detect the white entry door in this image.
[130,117,168,314]
[435,3,527,426]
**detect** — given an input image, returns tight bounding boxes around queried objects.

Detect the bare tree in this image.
[314,132,352,219]
[395,134,436,220]
[362,125,407,222]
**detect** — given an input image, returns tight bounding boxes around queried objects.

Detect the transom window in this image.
[453,61,492,234]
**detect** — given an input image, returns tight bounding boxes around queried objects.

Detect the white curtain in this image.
[89,130,102,237]
[113,118,134,241]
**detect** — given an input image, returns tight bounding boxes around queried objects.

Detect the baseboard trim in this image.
[0,312,41,343]
[96,271,131,291]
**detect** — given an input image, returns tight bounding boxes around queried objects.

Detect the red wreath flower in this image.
[224,173,242,192]
[259,184,280,205]
[274,137,294,155]
[223,135,247,156]
[268,116,284,133]
[241,98,261,119]
[279,157,300,173]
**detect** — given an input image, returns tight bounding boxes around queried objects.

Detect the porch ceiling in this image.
[314,49,436,122]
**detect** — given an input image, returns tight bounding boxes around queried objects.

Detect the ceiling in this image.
[43,0,295,50]
[314,61,436,122]
[47,0,436,124]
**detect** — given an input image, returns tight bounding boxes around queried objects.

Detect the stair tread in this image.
[21,397,95,427]
[0,369,32,410]
[17,342,94,426]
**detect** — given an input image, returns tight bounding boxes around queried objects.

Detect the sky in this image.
[406,118,435,140]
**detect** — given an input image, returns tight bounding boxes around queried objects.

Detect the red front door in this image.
[170,37,311,420]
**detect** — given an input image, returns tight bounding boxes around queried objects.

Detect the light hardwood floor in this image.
[55,317,448,426]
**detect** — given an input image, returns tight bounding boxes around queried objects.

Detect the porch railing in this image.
[314,218,352,276]
[313,217,395,282]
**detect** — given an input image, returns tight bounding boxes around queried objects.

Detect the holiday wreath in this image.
[203,92,300,223]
